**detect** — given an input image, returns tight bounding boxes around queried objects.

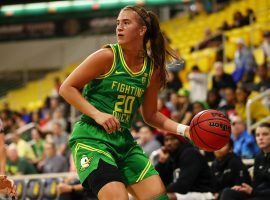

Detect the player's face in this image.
[116,9,145,46]
[164,135,181,153]
[256,126,270,152]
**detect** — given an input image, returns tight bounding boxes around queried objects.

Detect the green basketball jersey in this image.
[81,43,154,130]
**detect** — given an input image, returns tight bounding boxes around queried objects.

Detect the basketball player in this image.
[60,5,190,200]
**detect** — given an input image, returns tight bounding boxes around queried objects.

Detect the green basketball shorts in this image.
[69,121,158,187]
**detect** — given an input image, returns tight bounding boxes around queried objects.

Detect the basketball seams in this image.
[191,110,217,151]
[193,114,230,126]
[195,125,229,149]
[197,124,230,138]
[189,109,231,152]
[194,117,230,126]
[192,123,215,151]
[196,112,230,138]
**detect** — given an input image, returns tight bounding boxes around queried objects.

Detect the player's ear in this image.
[139,26,147,36]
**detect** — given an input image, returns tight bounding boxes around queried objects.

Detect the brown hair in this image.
[122,5,180,87]
[258,122,270,129]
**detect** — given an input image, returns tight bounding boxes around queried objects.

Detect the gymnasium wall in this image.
[0,34,116,72]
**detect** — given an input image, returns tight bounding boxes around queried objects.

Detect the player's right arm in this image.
[59,48,120,133]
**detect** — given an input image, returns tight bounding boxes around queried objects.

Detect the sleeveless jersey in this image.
[81,43,154,129]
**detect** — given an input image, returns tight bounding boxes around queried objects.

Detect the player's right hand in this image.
[94,112,120,134]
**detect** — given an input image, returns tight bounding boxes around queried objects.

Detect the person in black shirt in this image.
[220,122,270,200]
[156,134,214,200]
[212,62,236,94]
[211,139,251,199]
[218,87,237,117]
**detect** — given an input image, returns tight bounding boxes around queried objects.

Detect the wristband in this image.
[177,124,187,136]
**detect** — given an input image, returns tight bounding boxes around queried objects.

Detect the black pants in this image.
[220,188,269,200]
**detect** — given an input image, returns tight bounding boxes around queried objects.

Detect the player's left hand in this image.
[0,175,17,197]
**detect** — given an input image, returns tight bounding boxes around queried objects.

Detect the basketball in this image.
[189,109,231,152]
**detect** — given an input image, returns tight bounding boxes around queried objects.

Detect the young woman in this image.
[60,5,190,200]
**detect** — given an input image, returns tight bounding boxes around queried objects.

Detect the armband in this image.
[177,124,187,136]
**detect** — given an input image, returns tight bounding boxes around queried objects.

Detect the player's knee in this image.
[98,182,128,200]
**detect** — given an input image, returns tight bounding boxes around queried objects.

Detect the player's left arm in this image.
[141,69,190,139]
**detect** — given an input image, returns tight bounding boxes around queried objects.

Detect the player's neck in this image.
[122,47,146,65]
[122,47,145,57]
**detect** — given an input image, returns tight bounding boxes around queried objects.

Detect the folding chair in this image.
[42,178,59,200]
[25,179,43,200]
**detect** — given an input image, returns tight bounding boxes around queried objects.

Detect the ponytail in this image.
[123,6,180,88]
[147,11,179,87]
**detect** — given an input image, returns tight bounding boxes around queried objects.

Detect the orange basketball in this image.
[189,109,231,152]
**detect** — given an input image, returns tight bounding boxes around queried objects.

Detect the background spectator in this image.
[51,121,69,157]
[206,89,221,110]
[157,97,171,118]
[38,142,68,173]
[242,8,256,25]
[231,11,245,29]
[252,64,270,92]
[156,134,214,200]
[29,127,45,163]
[5,144,37,175]
[177,88,193,125]
[218,87,237,117]
[233,38,257,83]
[261,31,270,65]
[188,65,208,103]
[137,125,161,156]
[235,83,270,122]
[212,61,236,95]
[220,122,270,200]
[165,92,179,113]
[230,115,259,159]
[211,139,251,199]
[9,132,37,163]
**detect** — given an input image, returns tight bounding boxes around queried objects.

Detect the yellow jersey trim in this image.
[118,44,147,77]
[97,45,116,79]
[74,143,114,167]
[136,160,151,182]
[147,59,154,87]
